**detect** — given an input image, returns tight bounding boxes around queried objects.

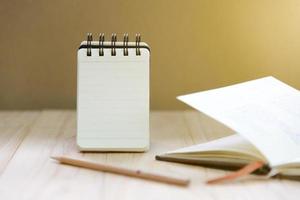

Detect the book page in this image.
[165,134,266,161]
[178,77,300,167]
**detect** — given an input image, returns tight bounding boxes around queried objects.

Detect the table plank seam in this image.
[0,111,42,176]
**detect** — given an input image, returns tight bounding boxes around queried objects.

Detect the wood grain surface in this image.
[0,110,299,200]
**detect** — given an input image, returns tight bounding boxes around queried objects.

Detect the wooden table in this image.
[0,110,299,200]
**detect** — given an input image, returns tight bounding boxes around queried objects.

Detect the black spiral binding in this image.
[99,33,104,56]
[111,33,117,56]
[86,33,93,56]
[135,34,141,56]
[85,33,143,56]
[123,33,129,56]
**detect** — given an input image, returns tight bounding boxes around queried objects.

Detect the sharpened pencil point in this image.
[50,156,60,161]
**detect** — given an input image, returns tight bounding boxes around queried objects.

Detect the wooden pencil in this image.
[51,156,190,187]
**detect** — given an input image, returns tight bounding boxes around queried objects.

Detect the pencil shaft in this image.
[52,156,189,186]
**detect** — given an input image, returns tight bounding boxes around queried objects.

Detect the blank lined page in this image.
[77,47,149,150]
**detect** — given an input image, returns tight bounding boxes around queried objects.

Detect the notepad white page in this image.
[177,77,300,167]
[77,44,149,151]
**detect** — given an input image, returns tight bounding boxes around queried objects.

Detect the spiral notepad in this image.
[77,33,150,151]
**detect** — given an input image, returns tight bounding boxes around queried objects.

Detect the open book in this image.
[156,77,300,177]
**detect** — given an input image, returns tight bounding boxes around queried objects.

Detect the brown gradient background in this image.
[1,0,300,110]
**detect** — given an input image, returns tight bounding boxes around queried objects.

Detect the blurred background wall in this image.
[1,0,300,110]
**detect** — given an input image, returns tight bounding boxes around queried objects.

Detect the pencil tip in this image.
[50,156,60,160]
